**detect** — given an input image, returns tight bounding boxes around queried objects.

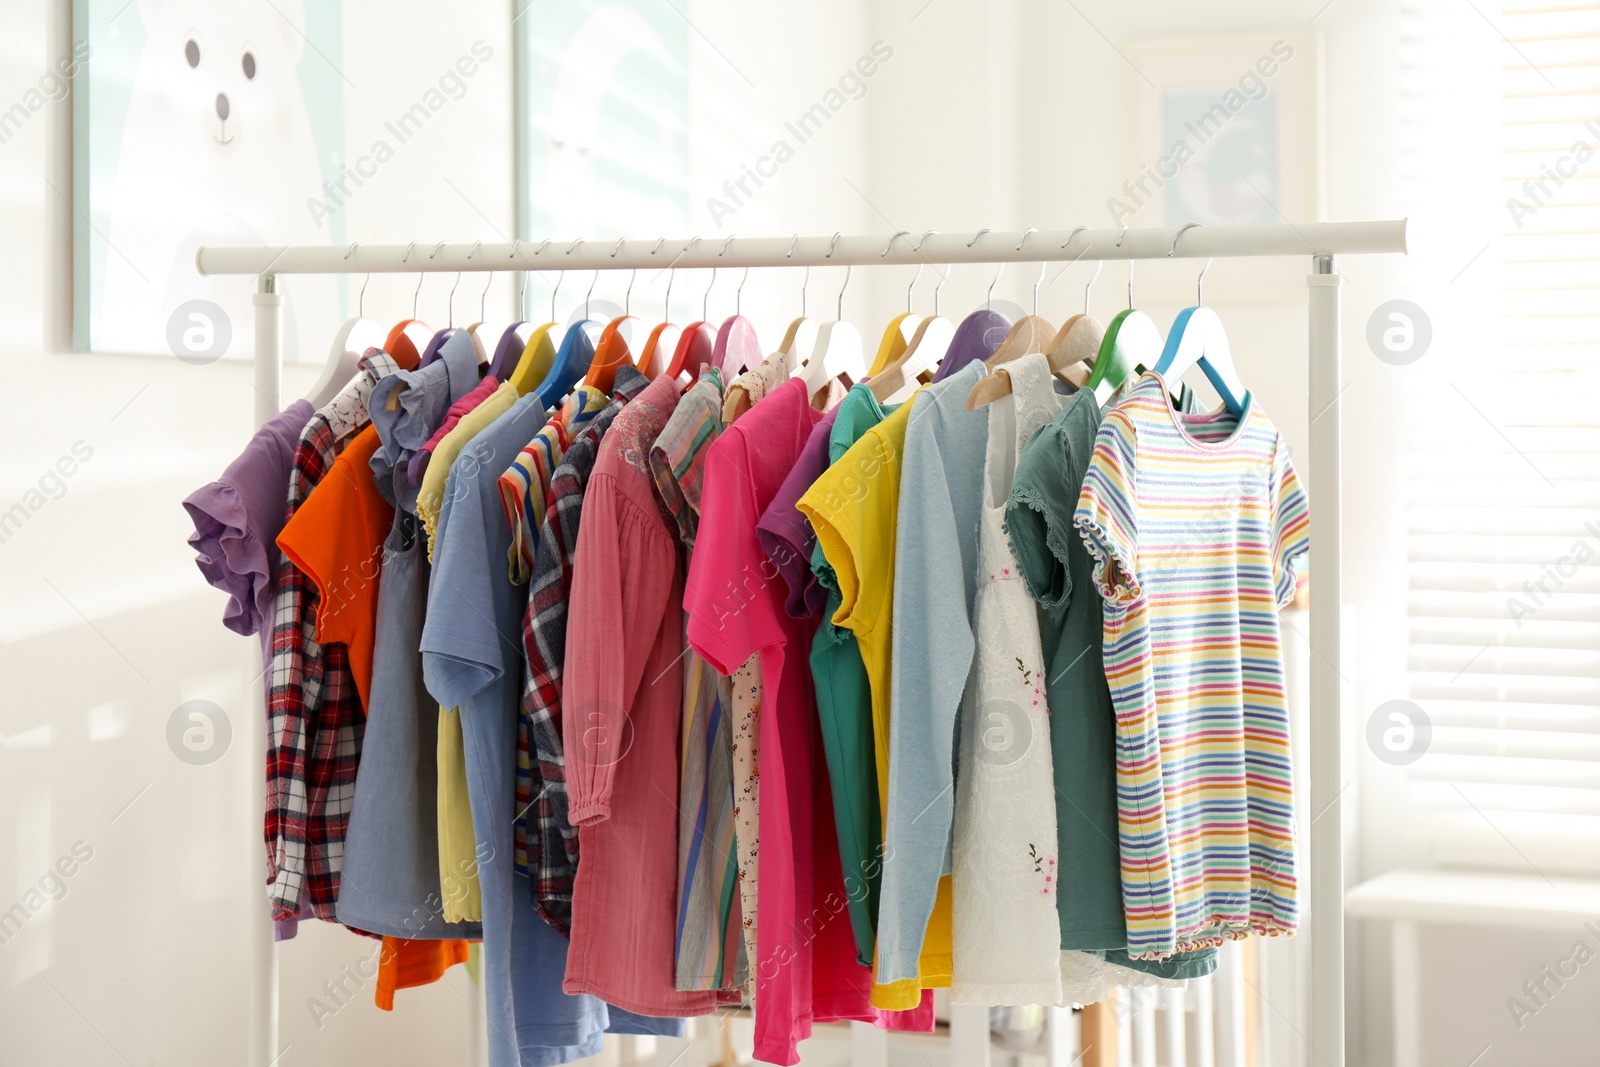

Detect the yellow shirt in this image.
[437,707,481,922]
[799,392,954,1006]
[416,381,519,560]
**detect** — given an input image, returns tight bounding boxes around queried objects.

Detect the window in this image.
[1402,0,1600,874]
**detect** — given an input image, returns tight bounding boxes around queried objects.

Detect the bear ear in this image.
[266,0,307,67]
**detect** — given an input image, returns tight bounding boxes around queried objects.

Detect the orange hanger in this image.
[666,247,720,381]
[585,317,636,394]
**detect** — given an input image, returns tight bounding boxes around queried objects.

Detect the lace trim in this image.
[1002,485,1069,611]
[1073,514,1141,603]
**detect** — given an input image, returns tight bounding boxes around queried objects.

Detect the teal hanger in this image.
[1083,227,1162,406]
[1151,225,1246,415]
[534,250,600,409]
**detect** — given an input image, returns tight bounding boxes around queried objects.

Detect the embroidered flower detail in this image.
[1015,658,1033,687]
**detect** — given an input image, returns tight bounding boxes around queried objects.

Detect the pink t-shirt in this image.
[687,378,929,1064]
[562,372,737,1017]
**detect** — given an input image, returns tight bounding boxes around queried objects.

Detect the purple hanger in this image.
[932,308,1011,382]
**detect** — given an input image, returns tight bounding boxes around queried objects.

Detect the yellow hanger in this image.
[508,240,559,395]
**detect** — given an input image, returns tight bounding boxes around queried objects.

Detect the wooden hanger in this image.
[984,233,1055,367]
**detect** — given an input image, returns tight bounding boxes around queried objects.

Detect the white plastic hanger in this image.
[305,242,385,408]
[798,232,865,405]
[1151,223,1247,414]
[1085,226,1163,408]
[870,230,953,404]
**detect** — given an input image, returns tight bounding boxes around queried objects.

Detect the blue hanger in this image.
[932,229,1012,382]
[1150,226,1246,415]
[533,258,601,409]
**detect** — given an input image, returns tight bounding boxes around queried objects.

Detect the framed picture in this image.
[72,0,347,359]
[1121,31,1324,299]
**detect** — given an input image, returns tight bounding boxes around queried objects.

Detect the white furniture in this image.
[1347,868,1600,1067]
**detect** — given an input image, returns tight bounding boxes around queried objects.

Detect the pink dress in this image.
[687,377,930,1066]
[563,372,738,1016]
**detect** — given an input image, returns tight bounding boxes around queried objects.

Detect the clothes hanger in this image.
[508,239,561,395]
[382,241,432,370]
[967,230,1106,410]
[1083,225,1162,408]
[584,237,638,393]
[1151,225,1246,414]
[664,236,716,381]
[710,237,762,375]
[462,241,494,365]
[777,233,818,359]
[634,237,681,380]
[931,228,1012,382]
[985,229,1056,367]
[489,240,536,381]
[869,230,953,404]
[306,244,389,407]
[413,242,468,369]
[535,245,600,408]
[1040,227,1105,389]
[797,232,866,406]
[865,231,922,378]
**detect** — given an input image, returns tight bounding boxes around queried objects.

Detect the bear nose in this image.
[215,93,230,121]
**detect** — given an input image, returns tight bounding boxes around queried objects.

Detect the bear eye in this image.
[185,39,200,68]
[242,51,256,79]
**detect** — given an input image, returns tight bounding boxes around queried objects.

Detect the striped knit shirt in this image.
[1073,372,1310,960]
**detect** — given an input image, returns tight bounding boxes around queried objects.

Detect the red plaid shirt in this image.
[516,367,646,933]
[265,351,398,927]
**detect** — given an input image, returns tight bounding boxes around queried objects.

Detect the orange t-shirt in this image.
[375,937,471,1010]
[277,425,393,713]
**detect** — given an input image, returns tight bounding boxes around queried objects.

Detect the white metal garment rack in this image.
[198,220,1408,1067]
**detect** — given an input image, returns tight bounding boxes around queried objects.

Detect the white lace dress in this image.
[951,353,1067,1006]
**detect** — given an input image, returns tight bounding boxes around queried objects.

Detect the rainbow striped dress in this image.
[1073,372,1310,960]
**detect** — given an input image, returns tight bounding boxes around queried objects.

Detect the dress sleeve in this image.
[1004,423,1073,611]
[1269,436,1311,609]
[1074,410,1142,604]
[685,433,778,676]
[878,406,974,985]
[563,476,677,825]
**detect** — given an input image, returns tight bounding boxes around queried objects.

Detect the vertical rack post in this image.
[1306,253,1344,1066]
[249,272,281,1067]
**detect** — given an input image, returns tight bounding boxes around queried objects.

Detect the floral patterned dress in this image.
[951,352,1066,1006]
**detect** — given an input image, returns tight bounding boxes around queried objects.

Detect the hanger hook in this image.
[825,231,843,258]
[787,232,800,258]
[1083,260,1103,316]
[1015,226,1038,252]
[882,230,910,258]
[736,266,749,316]
[566,238,585,257]
[910,230,940,316]
[550,263,563,323]
[402,242,421,318]
[623,267,636,317]
[612,236,628,260]
[1032,261,1046,316]
[1168,223,1200,258]
[1116,226,1136,308]
[967,227,990,248]
[448,271,462,328]
[1062,225,1089,251]
[1196,258,1212,305]
[585,268,598,321]
[650,236,666,256]
[719,235,736,258]
[664,259,675,321]
[346,243,370,317]
[430,240,447,260]
[837,263,852,320]
[987,261,1005,312]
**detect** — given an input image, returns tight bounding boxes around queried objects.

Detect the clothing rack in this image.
[198,220,1410,1067]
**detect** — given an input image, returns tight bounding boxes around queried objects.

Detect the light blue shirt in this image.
[877,362,989,984]
[422,395,685,1066]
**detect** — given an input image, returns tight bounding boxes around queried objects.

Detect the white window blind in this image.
[1402,0,1600,874]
